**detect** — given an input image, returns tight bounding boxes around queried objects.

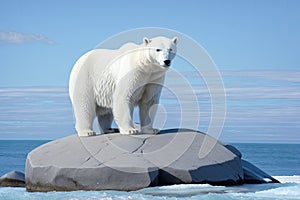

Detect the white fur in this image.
[69,36,178,136]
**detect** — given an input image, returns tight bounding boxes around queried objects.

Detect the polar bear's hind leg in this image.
[97,107,113,133]
[72,90,97,137]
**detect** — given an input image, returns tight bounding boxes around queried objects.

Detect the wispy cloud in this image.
[0,31,55,45]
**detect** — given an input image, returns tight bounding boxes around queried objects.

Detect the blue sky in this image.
[0,0,299,87]
[0,0,299,142]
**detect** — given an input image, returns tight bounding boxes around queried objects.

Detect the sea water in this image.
[0,141,300,200]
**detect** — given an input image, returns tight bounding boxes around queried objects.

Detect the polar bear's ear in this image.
[143,37,151,45]
[172,37,178,44]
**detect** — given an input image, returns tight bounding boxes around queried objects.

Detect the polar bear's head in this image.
[143,36,178,68]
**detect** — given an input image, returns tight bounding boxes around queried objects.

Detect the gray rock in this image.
[224,144,242,158]
[146,129,244,186]
[0,171,25,187]
[26,129,245,191]
[242,159,280,184]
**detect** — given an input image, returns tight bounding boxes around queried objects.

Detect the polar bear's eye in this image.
[170,48,173,51]
[156,49,162,52]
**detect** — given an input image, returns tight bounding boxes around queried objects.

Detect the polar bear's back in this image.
[69,42,141,101]
[69,49,117,99]
[118,42,139,53]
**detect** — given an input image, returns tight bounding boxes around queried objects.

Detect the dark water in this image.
[0,140,49,176]
[233,143,300,176]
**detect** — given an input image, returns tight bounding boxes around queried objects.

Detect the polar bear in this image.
[69,36,178,136]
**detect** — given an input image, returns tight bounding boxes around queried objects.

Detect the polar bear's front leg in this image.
[139,102,160,134]
[113,95,139,135]
[139,84,162,134]
[113,100,139,135]
[113,69,152,135]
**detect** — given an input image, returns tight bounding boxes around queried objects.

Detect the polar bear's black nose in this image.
[164,60,171,66]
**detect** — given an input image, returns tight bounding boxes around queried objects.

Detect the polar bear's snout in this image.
[157,49,175,67]
[164,60,171,67]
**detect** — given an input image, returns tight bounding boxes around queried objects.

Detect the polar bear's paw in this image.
[129,129,139,134]
[141,127,160,135]
[120,128,139,135]
[78,130,96,137]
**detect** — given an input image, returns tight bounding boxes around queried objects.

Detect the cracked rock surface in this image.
[25,129,277,192]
